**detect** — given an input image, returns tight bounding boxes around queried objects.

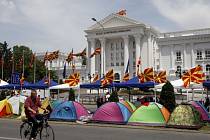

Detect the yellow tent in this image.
[38,98,51,114]
[0,99,13,117]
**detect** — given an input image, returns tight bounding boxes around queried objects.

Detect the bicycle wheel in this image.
[40,125,55,140]
[20,122,32,140]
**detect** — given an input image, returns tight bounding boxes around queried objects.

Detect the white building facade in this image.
[85,13,159,81]
[85,13,210,81]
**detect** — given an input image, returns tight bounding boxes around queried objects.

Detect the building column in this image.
[191,43,195,67]
[171,45,175,69]
[89,39,96,76]
[99,38,106,77]
[183,44,187,69]
[134,34,142,73]
[123,36,129,72]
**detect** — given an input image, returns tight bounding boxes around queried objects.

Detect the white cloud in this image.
[151,0,210,30]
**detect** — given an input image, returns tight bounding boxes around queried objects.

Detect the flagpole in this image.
[34,53,36,83]
[1,52,3,80]
[22,50,25,76]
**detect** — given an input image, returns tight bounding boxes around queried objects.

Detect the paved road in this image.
[0,119,209,140]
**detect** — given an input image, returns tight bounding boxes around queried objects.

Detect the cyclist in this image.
[24,90,48,140]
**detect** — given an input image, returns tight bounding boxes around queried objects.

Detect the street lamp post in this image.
[91,18,105,78]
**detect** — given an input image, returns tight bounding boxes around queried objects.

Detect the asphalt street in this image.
[0,119,209,140]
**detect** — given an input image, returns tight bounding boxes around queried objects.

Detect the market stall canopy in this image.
[0,79,9,86]
[113,76,156,89]
[49,83,80,90]
[0,81,33,90]
[155,79,203,89]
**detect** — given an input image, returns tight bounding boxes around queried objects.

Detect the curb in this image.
[1,118,210,135]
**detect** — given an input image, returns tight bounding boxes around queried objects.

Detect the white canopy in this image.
[49,83,80,90]
[155,79,203,89]
[8,95,26,115]
[0,79,9,86]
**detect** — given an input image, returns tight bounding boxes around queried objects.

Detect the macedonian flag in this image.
[101,69,114,87]
[138,67,154,83]
[182,65,205,87]
[90,47,101,58]
[123,73,129,82]
[154,71,167,84]
[92,74,99,83]
[65,73,80,87]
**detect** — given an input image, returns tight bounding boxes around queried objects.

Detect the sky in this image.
[0,0,210,53]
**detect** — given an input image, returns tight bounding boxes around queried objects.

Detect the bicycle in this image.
[20,113,55,140]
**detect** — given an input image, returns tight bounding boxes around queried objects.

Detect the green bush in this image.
[68,88,75,101]
[160,81,176,113]
[108,90,119,102]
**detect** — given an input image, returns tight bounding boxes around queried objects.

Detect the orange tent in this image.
[0,99,13,117]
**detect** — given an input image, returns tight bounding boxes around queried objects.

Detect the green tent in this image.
[128,102,170,126]
[167,104,202,129]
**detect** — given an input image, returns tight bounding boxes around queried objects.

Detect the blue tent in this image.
[50,101,89,121]
[0,81,34,89]
[33,79,58,89]
[203,81,210,90]
[112,76,156,89]
[80,78,103,89]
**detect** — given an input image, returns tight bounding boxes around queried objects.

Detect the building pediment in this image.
[87,13,145,31]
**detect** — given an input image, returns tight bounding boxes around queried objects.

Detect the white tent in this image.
[0,79,9,86]
[8,95,26,115]
[155,79,203,89]
[49,83,80,90]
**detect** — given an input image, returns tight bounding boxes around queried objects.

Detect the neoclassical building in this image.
[85,12,210,81]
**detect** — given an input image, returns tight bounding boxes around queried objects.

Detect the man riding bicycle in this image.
[24,90,48,140]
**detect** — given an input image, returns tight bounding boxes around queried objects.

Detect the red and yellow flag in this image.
[92,74,99,83]
[154,70,167,83]
[101,69,114,87]
[74,48,86,57]
[90,47,101,58]
[65,73,80,87]
[138,67,154,83]
[182,65,205,87]
[123,73,129,82]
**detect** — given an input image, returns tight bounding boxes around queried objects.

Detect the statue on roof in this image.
[116,9,126,16]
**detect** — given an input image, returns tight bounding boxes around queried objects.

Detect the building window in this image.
[133,41,135,49]
[121,52,124,59]
[111,53,113,61]
[114,73,120,81]
[111,63,114,66]
[176,65,182,78]
[205,50,210,59]
[206,64,210,80]
[133,61,136,67]
[176,51,181,61]
[116,62,119,66]
[133,51,136,59]
[121,42,123,49]
[121,62,124,66]
[196,50,202,60]
[116,53,119,60]
[111,43,114,50]
[116,43,119,50]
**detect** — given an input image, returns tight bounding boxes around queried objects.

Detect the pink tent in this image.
[92,102,131,124]
[189,101,210,122]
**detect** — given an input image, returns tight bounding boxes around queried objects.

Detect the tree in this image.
[0,41,13,81]
[68,88,75,101]
[160,81,176,113]
[108,90,119,102]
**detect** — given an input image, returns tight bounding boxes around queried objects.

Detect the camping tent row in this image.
[0,79,58,90]
[1,97,209,129]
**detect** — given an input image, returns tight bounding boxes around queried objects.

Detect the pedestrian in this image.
[204,97,210,112]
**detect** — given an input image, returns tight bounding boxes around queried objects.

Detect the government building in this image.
[85,12,210,81]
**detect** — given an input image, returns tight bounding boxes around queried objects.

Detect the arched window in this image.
[176,66,182,78]
[114,73,120,81]
[206,64,210,72]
